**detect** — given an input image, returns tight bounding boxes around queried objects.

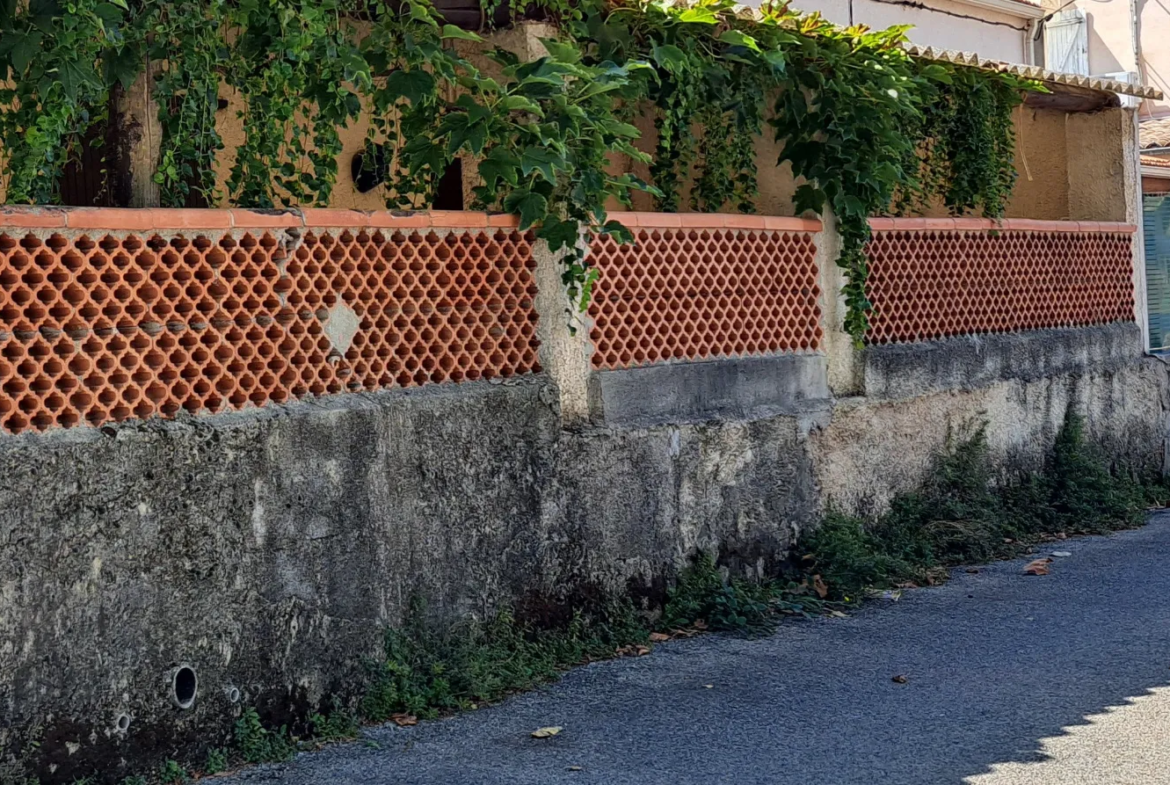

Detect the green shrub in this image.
[234,708,295,765]
[803,411,1151,600]
[310,711,359,743]
[661,553,776,632]
[360,599,647,723]
[203,748,229,776]
[157,760,188,785]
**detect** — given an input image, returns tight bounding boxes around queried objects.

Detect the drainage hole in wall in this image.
[226,686,240,704]
[172,666,198,709]
[116,713,131,733]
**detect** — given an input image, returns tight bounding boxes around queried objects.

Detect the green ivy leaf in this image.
[520,147,562,183]
[102,43,140,89]
[540,38,582,64]
[59,60,99,101]
[479,149,521,188]
[793,184,826,215]
[4,32,42,76]
[500,95,543,115]
[385,70,435,105]
[93,2,123,24]
[441,24,483,42]
[719,30,760,53]
[651,44,689,74]
[537,218,579,252]
[600,219,633,245]
[503,188,548,230]
[677,7,718,24]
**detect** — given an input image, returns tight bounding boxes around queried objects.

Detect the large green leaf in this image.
[537,218,579,252]
[651,44,688,74]
[520,146,562,183]
[385,69,435,105]
[441,24,482,42]
[478,149,521,188]
[503,188,548,230]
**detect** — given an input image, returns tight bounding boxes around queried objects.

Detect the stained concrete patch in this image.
[323,303,361,356]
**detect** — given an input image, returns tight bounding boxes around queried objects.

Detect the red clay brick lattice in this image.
[865,219,1136,345]
[0,210,539,434]
[588,216,823,369]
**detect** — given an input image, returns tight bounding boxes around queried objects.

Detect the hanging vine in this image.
[0,0,1040,337]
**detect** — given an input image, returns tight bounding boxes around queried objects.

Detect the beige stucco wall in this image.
[0,96,1116,223]
[1066,108,1130,222]
[1044,0,1170,120]
[1006,106,1071,220]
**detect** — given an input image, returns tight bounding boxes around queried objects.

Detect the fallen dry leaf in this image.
[1056,532,1067,540]
[1023,557,1053,576]
[391,713,417,727]
[692,619,708,631]
[828,609,849,618]
[531,726,562,739]
[567,766,583,772]
[891,675,908,684]
[924,567,949,586]
[895,581,919,589]
[965,568,980,574]
[812,574,828,599]
[649,632,671,643]
[703,684,714,689]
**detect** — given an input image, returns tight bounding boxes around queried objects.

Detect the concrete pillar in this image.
[1122,106,1151,352]
[111,61,162,208]
[472,21,596,424]
[531,239,595,425]
[816,208,863,397]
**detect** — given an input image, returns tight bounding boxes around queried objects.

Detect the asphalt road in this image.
[221,513,1170,785]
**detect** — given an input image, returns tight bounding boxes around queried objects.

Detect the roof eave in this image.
[906,45,1164,103]
[945,0,1045,20]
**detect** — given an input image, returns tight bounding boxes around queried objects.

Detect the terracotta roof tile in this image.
[1141,117,1170,149]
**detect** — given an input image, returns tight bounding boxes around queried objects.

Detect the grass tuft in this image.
[360,599,649,723]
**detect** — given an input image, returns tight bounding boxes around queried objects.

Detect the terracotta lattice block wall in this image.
[865,219,1137,345]
[587,216,823,369]
[0,209,539,434]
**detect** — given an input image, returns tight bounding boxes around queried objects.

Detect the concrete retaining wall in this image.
[0,209,1164,783]
[1,320,1165,783]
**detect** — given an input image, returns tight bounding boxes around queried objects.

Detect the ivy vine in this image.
[0,0,1040,338]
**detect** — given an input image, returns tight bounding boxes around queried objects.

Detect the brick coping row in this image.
[0,207,1134,235]
[868,217,1138,233]
[0,208,824,233]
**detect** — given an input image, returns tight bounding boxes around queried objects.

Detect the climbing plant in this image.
[0,0,1038,336]
[568,0,1035,337]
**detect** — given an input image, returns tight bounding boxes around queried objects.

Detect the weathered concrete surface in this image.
[588,354,829,427]
[812,358,1168,515]
[862,324,1144,400]
[0,377,818,783]
[0,325,1166,782]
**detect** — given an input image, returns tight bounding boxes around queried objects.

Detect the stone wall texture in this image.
[0,208,1163,783]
